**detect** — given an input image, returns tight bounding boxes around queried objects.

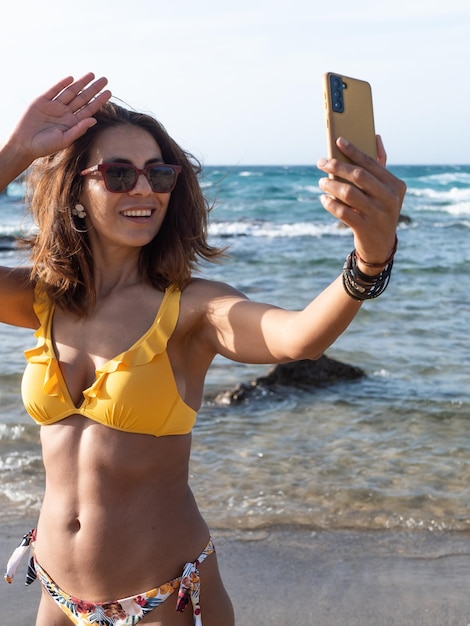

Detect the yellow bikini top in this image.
[21,284,197,437]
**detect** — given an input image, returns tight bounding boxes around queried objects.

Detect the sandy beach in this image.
[2,520,470,625]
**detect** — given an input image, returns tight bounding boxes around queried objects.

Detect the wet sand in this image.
[2,520,470,625]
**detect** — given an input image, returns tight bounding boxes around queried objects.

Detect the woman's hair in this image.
[25,101,224,316]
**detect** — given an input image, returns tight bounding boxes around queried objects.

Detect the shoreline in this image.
[2,520,470,625]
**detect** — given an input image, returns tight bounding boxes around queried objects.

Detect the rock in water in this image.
[215,355,365,405]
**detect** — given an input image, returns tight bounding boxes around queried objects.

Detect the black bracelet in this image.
[342,249,394,301]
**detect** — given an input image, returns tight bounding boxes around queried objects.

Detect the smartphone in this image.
[323,72,377,168]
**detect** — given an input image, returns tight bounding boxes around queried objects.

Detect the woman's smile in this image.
[120,208,154,218]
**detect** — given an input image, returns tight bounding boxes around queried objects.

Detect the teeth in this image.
[122,210,152,217]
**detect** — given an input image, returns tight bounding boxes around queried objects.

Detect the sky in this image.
[1,0,469,165]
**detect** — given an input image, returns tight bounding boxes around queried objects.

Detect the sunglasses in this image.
[80,162,182,193]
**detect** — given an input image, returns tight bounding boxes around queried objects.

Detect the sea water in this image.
[1,164,470,531]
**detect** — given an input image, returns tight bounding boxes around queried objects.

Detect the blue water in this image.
[1,164,470,531]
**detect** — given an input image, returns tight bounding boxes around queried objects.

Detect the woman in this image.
[2,73,405,625]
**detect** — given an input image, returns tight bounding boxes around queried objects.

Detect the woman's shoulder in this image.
[175,278,249,335]
[181,277,247,304]
[173,278,250,358]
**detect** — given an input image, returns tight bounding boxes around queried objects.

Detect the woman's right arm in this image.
[0,267,37,328]
[0,73,111,192]
[0,73,112,326]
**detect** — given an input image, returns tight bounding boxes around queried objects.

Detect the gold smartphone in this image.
[323,72,377,167]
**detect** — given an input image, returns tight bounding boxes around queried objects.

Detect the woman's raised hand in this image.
[8,73,111,161]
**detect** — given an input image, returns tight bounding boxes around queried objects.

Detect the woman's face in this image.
[79,124,172,255]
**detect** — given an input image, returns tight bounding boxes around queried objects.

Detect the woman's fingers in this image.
[317,137,406,211]
[40,74,111,120]
[376,135,387,167]
[60,75,111,120]
[317,137,407,266]
[41,75,78,102]
[325,137,391,186]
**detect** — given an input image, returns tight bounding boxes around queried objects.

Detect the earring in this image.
[72,203,86,219]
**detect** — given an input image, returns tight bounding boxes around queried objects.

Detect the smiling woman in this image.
[0,73,405,625]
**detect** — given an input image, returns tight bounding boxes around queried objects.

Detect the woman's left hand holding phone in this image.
[317,135,406,273]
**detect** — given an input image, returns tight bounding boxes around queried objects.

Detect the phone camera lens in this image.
[331,76,341,90]
[330,75,344,113]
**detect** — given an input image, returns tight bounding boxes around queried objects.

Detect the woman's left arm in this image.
[203,136,406,364]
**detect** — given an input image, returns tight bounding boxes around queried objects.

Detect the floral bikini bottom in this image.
[5,530,215,626]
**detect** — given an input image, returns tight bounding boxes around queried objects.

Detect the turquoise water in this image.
[1,165,470,531]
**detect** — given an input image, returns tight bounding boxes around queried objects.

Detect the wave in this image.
[412,171,470,186]
[238,170,265,177]
[407,185,470,201]
[208,220,347,239]
[405,184,470,215]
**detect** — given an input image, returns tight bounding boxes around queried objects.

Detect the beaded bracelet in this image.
[342,240,396,301]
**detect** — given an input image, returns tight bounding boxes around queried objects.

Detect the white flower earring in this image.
[72,203,86,219]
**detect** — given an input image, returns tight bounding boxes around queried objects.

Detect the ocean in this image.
[1,164,470,533]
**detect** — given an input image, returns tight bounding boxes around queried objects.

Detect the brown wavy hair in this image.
[24,101,223,316]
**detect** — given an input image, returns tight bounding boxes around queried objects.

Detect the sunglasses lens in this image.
[104,166,137,192]
[148,166,177,192]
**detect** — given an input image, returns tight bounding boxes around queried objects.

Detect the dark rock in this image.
[215,355,365,405]
[398,214,412,225]
[0,235,17,251]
